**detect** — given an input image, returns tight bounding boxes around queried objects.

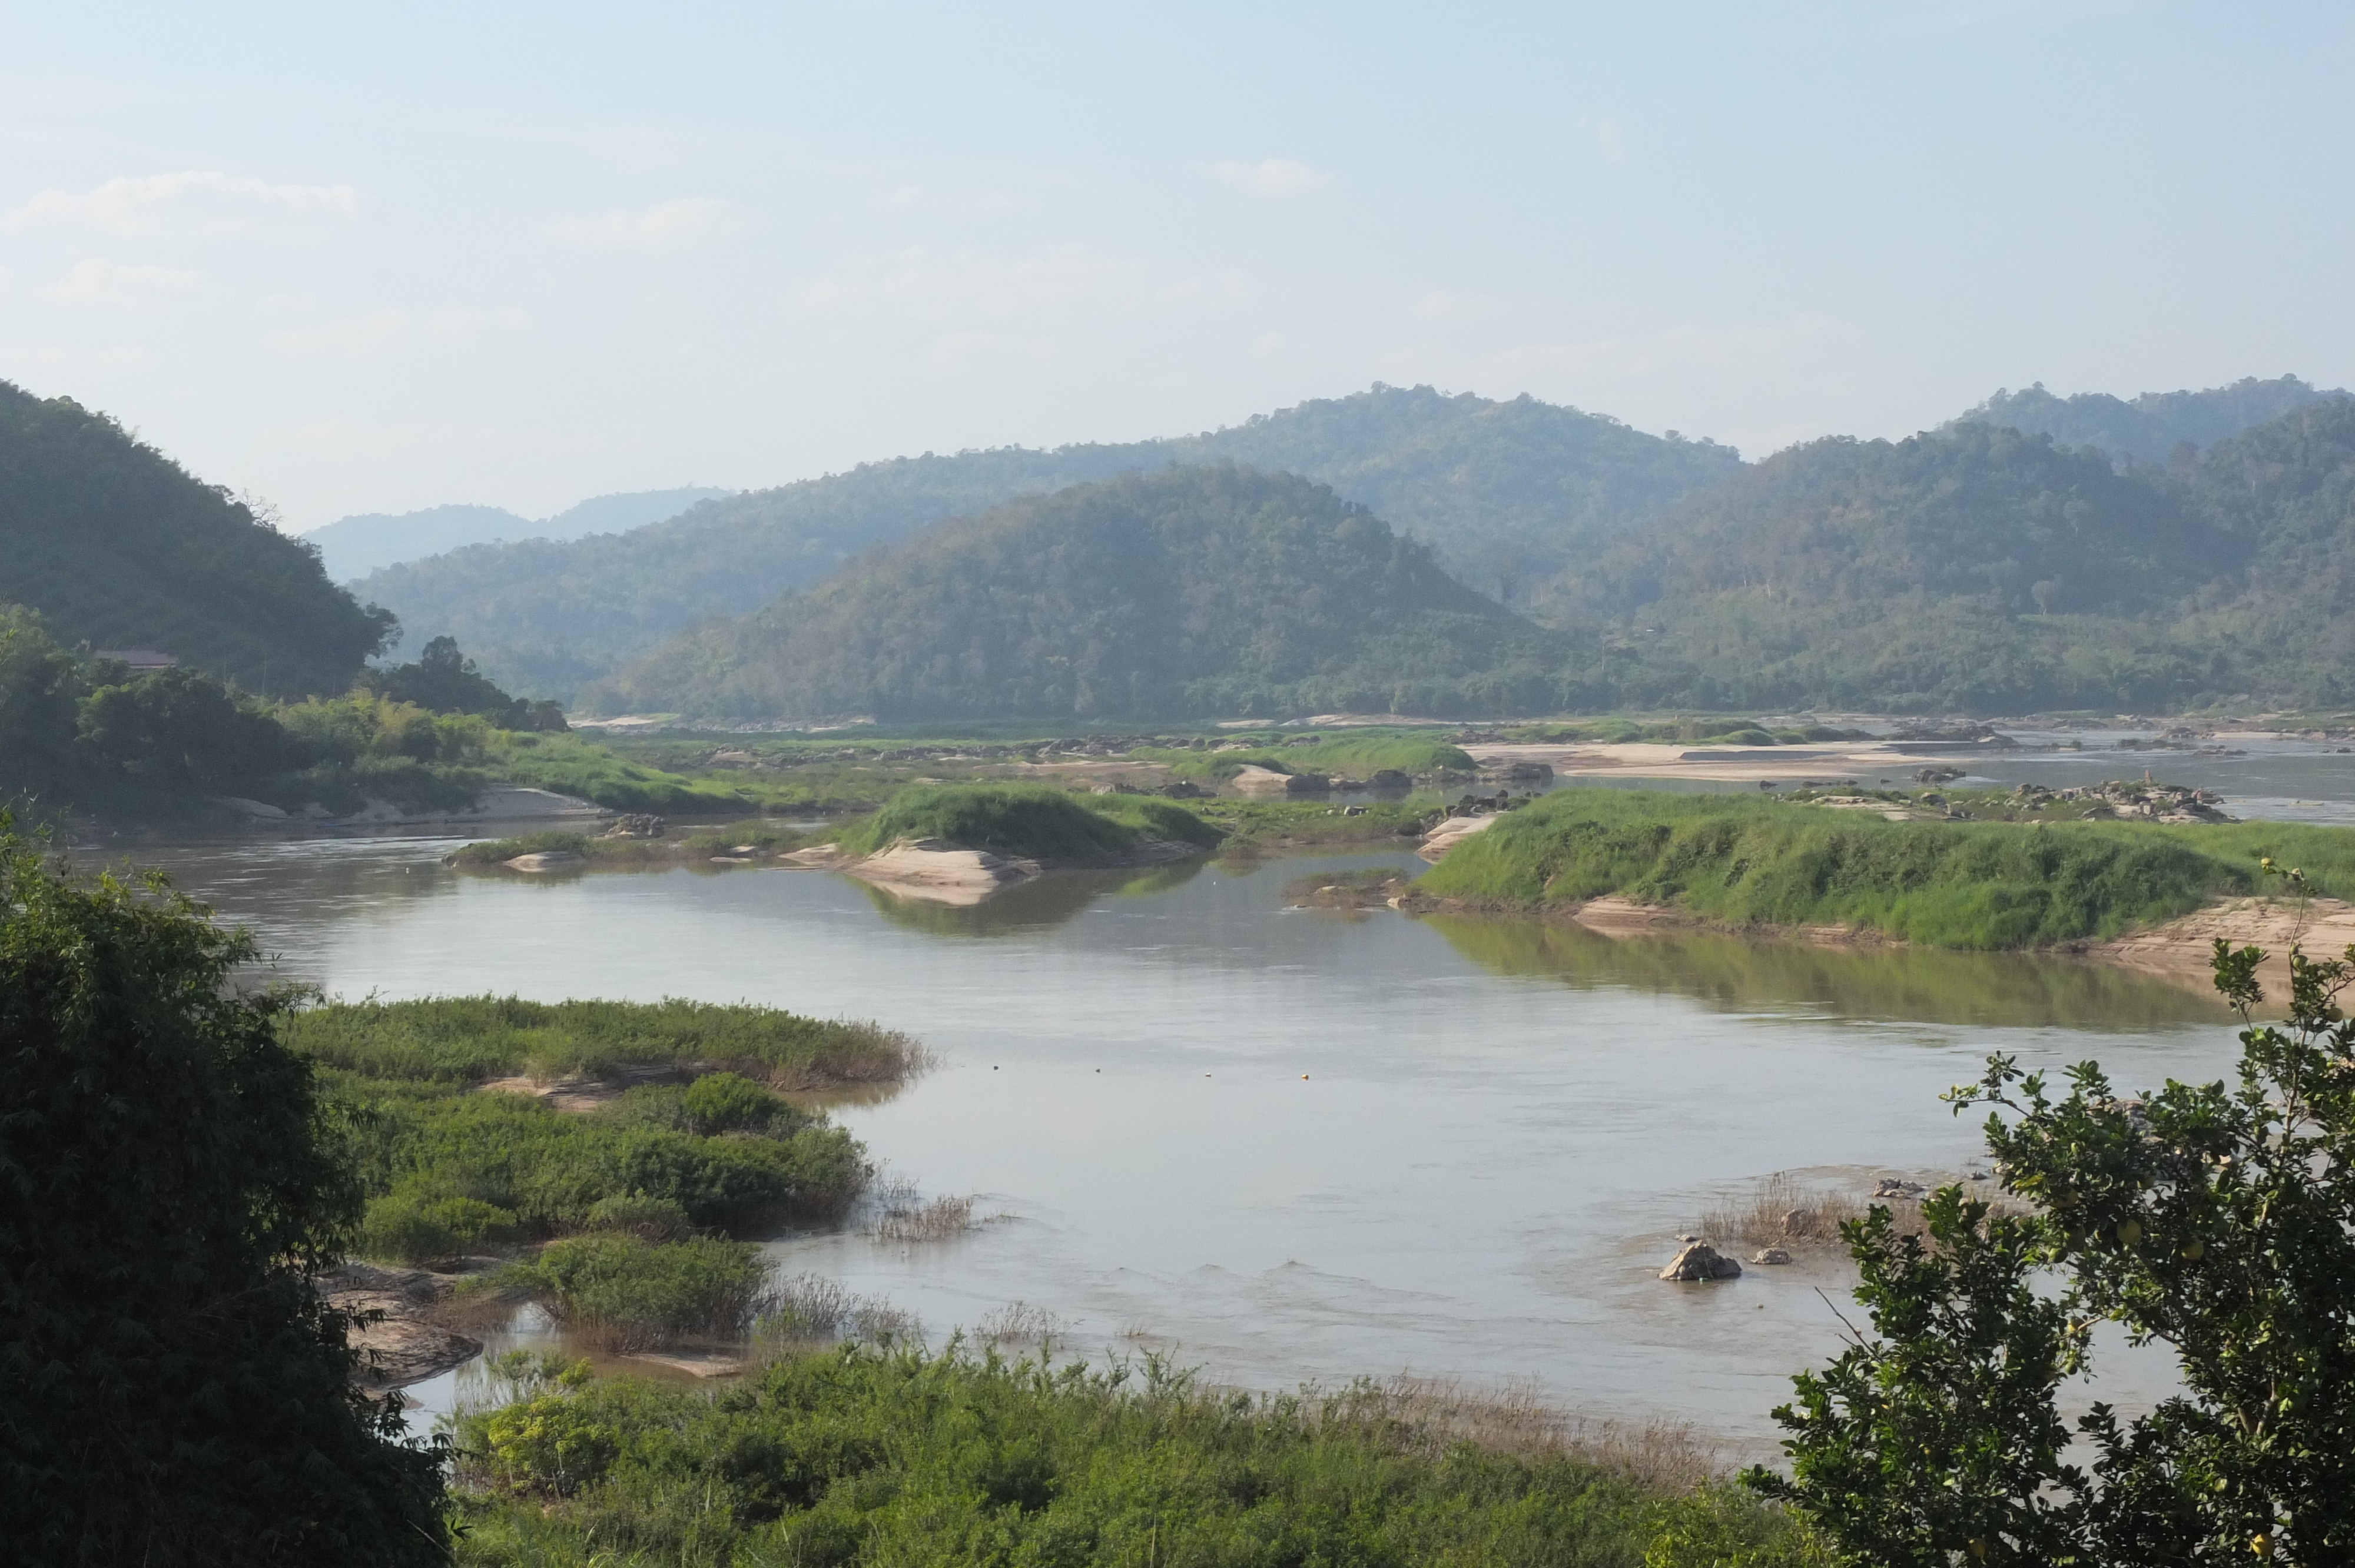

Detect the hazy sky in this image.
[2,2,2349,528]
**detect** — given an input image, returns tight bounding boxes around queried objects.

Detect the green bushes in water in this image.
[450,1344,1831,1565]
[499,1234,769,1351]
[1417,789,2355,949]
[834,782,1219,859]
[281,994,924,1089]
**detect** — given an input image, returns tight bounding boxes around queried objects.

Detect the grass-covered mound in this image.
[339,1070,868,1263]
[450,1344,1829,1566]
[283,996,922,1089]
[1146,732,1477,780]
[834,783,1219,861]
[1414,790,2355,949]
[500,1233,771,1351]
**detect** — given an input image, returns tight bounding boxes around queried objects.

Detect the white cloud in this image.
[545,197,746,250]
[1208,158,1329,197]
[38,257,201,308]
[3,171,358,235]
[266,306,526,359]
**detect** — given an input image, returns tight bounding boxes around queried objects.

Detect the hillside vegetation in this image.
[356,386,1730,701]
[0,380,394,696]
[1414,790,2355,948]
[1952,374,2344,464]
[599,466,1573,720]
[1551,401,2355,712]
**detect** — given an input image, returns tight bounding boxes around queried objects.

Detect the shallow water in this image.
[127,834,2247,1458]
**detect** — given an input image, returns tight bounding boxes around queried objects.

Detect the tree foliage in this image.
[1753,928,2355,1563]
[0,828,446,1563]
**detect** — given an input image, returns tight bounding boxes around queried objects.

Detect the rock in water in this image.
[1751,1247,1793,1265]
[1659,1242,1742,1281]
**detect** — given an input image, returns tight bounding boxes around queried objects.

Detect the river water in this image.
[127,819,2273,1459]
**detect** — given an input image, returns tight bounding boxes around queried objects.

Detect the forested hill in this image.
[1546,407,2355,713]
[0,382,393,696]
[1953,375,2346,464]
[353,386,1731,702]
[594,466,1571,722]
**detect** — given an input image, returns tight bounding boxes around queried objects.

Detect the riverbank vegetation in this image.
[1413,789,2355,948]
[1,828,447,1561]
[447,1341,1832,1566]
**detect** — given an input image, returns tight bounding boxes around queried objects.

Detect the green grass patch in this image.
[450,1343,1832,1564]
[282,996,923,1089]
[497,1233,771,1351]
[490,732,761,813]
[1415,789,2355,949]
[834,783,1218,860]
[1195,798,1433,853]
[338,1075,866,1253]
[1143,732,1477,780]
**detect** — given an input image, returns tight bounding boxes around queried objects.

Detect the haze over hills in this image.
[0,381,392,697]
[1949,375,2347,466]
[596,466,1571,722]
[305,487,729,582]
[352,386,1735,702]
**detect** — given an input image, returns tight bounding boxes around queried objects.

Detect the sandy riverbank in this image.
[1461,739,1998,783]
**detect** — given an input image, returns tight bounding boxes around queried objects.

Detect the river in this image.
[125,819,2264,1460]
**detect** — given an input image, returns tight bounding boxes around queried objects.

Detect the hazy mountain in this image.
[353,386,1734,702]
[306,486,729,580]
[595,466,1571,721]
[1953,374,2346,465]
[0,381,392,697]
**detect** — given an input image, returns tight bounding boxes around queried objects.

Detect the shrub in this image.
[506,1234,769,1351]
[681,1069,789,1133]
[359,1190,518,1265]
[583,1192,695,1242]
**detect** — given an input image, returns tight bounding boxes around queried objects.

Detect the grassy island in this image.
[1413,789,2355,949]
[834,782,1220,861]
[284,998,924,1266]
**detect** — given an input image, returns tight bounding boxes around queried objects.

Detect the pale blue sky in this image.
[1,2,2348,527]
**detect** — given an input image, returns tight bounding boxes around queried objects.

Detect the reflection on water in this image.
[855,859,1209,936]
[127,835,2241,1457]
[1427,916,2227,1031]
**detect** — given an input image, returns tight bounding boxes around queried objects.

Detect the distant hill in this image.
[594,466,1571,721]
[305,487,728,580]
[0,381,393,697]
[353,386,1734,702]
[1546,405,2355,713]
[1953,375,2346,464]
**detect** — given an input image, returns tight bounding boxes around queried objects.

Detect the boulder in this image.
[1367,769,1411,790]
[1659,1242,1742,1281]
[1751,1247,1793,1266]
[601,813,666,839]
[1870,1178,1928,1200]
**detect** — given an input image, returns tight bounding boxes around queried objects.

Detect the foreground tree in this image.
[0,826,446,1564]
[1751,935,2355,1564]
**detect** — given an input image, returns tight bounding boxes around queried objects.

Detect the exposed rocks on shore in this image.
[505,849,588,872]
[1658,1242,1742,1282]
[218,785,610,832]
[1418,813,1500,859]
[321,1261,483,1388]
[2020,779,2235,822]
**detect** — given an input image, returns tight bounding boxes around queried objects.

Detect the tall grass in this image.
[281,995,927,1089]
[450,1343,1834,1565]
[1146,733,1477,779]
[502,1233,770,1351]
[834,782,1218,859]
[1417,789,2355,949]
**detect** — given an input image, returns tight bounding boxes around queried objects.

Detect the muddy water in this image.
[132,835,2241,1457]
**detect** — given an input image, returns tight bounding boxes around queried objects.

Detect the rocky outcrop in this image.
[1659,1242,1742,1281]
[601,813,666,838]
[505,850,586,872]
[321,1262,483,1388]
[1750,1247,1793,1266]
[1418,813,1498,859]
[1229,765,1330,795]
